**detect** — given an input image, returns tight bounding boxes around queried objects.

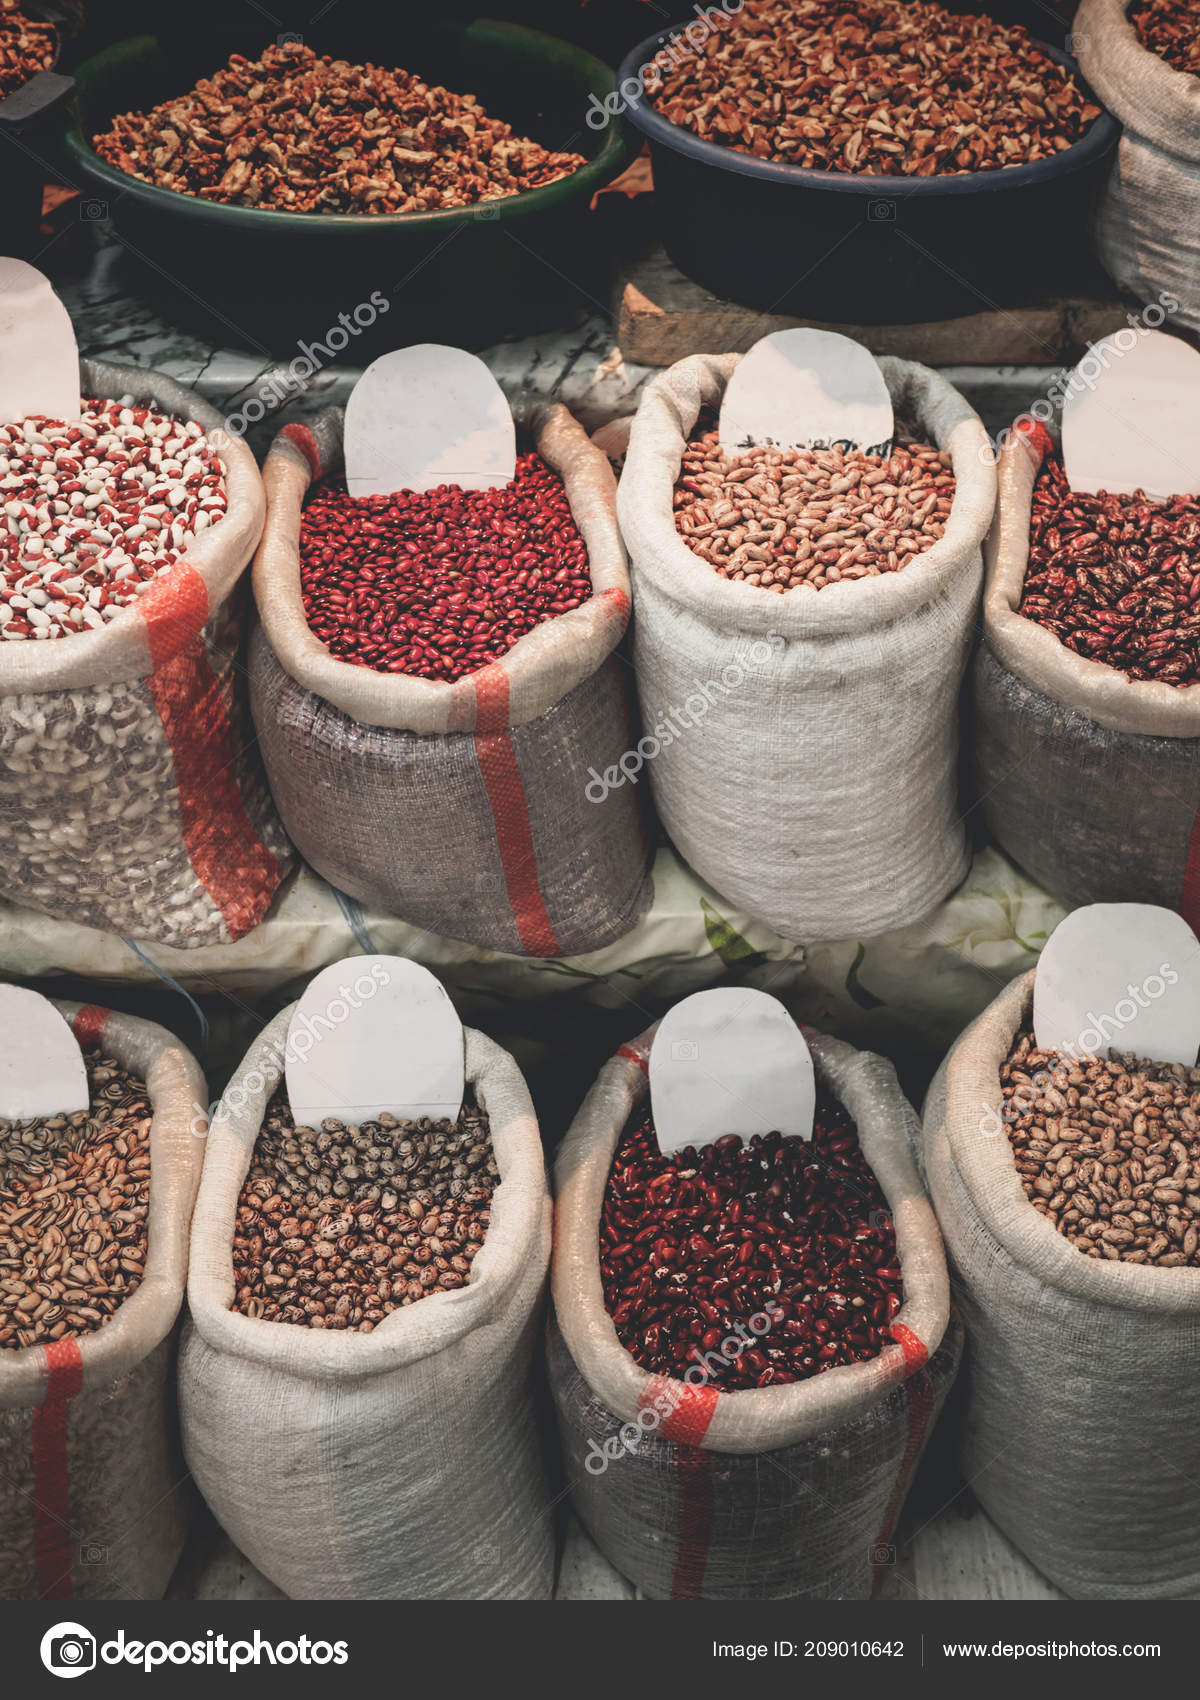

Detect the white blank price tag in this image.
[0,259,80,426]
[285,956,464,1128]
[649,988,815,1157]
[719,329,894,456]
[0,987,88,1121]
[344,344,516,499]
[1061,330,1200,499]
[1033,904,1200,1066]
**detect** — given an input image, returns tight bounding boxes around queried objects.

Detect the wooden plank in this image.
[616,247,1138,370]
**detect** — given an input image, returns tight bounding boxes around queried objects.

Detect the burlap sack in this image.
[0,1001,206,1600]
[550,1024,959,1599]
[924,969,1200,1597]
[180,1008,554,1599]
[616,354,995,944]
[0,359,290,948]
[971,416,1200,920]
[1076,0,1200,328]
[250,406,653,956]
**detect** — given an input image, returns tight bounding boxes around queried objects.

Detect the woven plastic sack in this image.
[250,406,653,956]
[616,353,995,944]
[1075,0,1200,329]
[971,416,1200,921]
[924,969,1200,1597]
[0,359,290,948]
[0,1001,206,1600]
[180,1007,554,1599]
[550,1024,959,1599]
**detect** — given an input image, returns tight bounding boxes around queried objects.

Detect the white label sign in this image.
[1061,330,1200,499]
[649,988,815,1157]
[344,344,516,498]
[0,987,88,1121]
[1033,904,1200,1066]
[719,329,894,457]
[285,956,465,1128]
[0,259,79,426]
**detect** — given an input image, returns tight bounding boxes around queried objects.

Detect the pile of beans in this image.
[1002,1031,1200,1267]
[600,1099,902,1389]
[646,0,1100,176]
[1018,454,1200,686]
[0,1053,151,1350]
[0,0,54,99]
[674,432,955,591]
[1131,0,1200,76]
[0,399,227,642]
[231,1095,498,1330]
[93,41,588,215]
[300,453,591,679]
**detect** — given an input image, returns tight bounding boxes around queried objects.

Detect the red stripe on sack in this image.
[279,423,322,480]
[669,1446,714,1600]
[33,1338,83,1601]
[601,585,630,620]
[1013,417,1054,463]
[616,1044,649,1076]
[71,1006,108,1048]
[890,1323,929,1373]
[871,1328,934,1582]
[140,564,282,940]
[471,666,559,957]
[639,1377,720,1447]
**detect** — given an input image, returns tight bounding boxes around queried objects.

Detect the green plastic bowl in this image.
[63,21,629,355]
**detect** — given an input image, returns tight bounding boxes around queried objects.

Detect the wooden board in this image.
[616,248,1146,370]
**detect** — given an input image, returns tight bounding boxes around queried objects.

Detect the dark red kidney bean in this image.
[598,1095,904,1391]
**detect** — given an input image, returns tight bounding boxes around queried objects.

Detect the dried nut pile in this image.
[1019,454,1200,686]
[300,453,592,679]
[231,1095,499,1330]
[1002,1032,1200,1266]
[93,41,588,215]
[0,399,227,642]
[600,1099,903,1389]
[0,0,54,99]
[646,0,1100,175]
[0,1053,151,1349]
[673,433,955,591]
[1131,0,1200,76]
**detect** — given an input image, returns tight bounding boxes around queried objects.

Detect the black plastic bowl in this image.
[617,26,1119,324]
[63,21,630,356]
[0,12,74,260]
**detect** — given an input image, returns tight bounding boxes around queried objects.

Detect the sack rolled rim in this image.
[551,1022,950,1453]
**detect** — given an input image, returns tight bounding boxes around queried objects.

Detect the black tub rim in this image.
[616,26,1119,197]
[62,21,629,237]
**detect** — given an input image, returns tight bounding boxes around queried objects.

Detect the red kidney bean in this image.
[599,1097,903,1391]
[298,452,592,682]
[1019,454,1200,686]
